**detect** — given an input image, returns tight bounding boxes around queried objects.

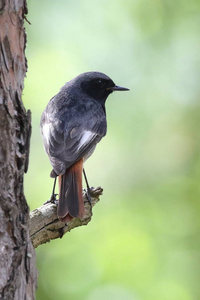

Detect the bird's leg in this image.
[50,176,58,202]
[83,168,92,204]
[44,177,58,205]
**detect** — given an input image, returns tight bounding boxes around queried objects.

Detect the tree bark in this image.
[0,1,37,299]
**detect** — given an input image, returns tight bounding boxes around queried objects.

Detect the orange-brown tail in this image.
[57,158,85,223]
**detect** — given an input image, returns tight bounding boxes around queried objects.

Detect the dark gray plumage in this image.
[40,71,129,221]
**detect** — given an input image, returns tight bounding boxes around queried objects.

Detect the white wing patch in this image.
[78,130,95,150]
[42,123,51,145]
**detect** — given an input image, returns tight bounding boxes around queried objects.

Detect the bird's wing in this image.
[41,110,106,174]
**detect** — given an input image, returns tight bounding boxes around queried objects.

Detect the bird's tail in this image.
[57,158,85,223]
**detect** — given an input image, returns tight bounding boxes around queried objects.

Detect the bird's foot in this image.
[83,186,103,204]
[43,193,58,205]
[84,188,92,205]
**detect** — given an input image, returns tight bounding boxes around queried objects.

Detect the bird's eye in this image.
[97,79,105,88]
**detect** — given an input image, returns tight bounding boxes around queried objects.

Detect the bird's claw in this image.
[44,193,58,205]
[83,186,103,204]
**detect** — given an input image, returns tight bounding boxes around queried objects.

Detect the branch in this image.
[29,187,103,248]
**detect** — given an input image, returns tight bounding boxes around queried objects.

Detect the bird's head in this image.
[74,71,129,104]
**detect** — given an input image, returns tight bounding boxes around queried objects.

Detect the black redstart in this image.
[40,71,129,222]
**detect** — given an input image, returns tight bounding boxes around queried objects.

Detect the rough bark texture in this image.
[30,187,102,248]
[0,1,37,299]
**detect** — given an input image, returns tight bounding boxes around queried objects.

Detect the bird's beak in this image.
[107,85,130,91]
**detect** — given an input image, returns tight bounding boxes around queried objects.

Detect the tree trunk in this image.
[0,1,37,299]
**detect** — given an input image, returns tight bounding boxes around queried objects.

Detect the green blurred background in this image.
[24,0,200,299]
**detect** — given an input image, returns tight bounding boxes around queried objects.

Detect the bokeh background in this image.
[24,1,200,299]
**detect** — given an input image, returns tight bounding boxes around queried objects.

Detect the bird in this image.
[40,71,129,223]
